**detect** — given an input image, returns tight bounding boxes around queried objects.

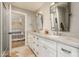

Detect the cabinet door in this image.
[37,37,57,57]
[45,45,57,57]
[36,41,47,57]
[57,43,79,57]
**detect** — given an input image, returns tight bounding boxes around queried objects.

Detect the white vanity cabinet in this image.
[57,43,79,57]
[28,32,79,57]
[28,33,57,57]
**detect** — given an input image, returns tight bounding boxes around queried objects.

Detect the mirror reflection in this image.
[50,2,71,32]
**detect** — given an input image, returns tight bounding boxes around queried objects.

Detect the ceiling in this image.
[11,2,45,11]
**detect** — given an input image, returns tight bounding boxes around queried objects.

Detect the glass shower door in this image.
[0,2,1,57]
[2,3,9,56]
[0,3,11,57]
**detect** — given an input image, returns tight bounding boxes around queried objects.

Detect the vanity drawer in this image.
[38,37,56,50]
[57,43,79,57]
[40,41,56,57]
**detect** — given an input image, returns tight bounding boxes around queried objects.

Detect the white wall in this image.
[37,2,79,38]
[69,2,79,38]
[62,2,79,38]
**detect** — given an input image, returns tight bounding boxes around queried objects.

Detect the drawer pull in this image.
[61,48,71,53]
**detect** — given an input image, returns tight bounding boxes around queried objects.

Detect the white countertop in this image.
[28,32,79,49]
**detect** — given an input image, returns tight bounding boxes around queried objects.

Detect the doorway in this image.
[9,9,27,56]
[11,11,25,48]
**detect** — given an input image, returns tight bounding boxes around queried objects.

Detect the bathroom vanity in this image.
[27,32,79,57]
[27,2,79,57]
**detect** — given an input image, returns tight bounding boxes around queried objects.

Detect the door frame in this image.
[9,8,27,56]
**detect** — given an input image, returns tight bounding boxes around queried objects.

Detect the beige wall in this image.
[37,2,79,38]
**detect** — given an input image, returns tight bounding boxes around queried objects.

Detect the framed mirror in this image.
[36,13,43,31]
[50,2,71,32]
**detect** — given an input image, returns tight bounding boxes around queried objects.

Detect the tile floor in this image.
[12,39,25,48]
[11,39,35,57]
[11,46,35,57]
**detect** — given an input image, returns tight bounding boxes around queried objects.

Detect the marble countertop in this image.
[28,32,79,49]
